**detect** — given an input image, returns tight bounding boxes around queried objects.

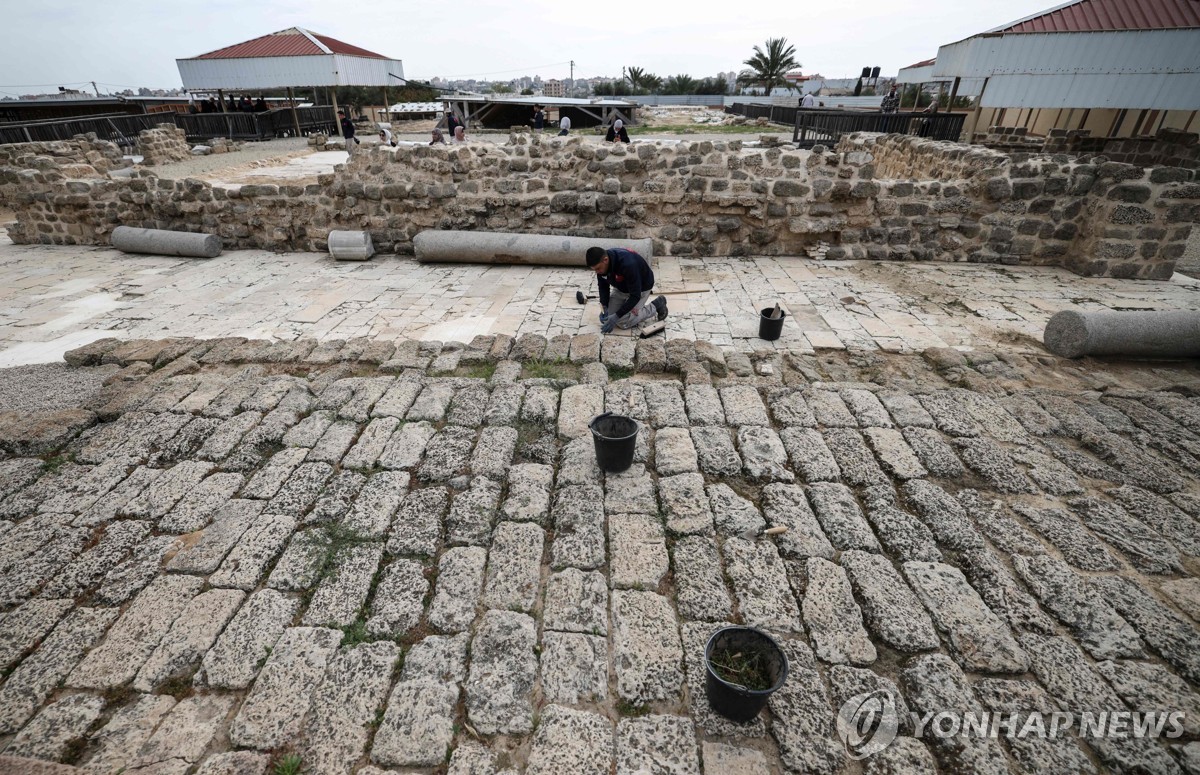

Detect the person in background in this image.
[533,105,545,133]
[605,119,630,143]
[558,113,571,136]
[338,109,358,157]
[453,125,467,143]
[880,84,900,114]
[253,95,268,112]
[379,125,397,147]
[800,92,815,108]
[585,246,667,333]
[239,95,253,112]
[446,111,461,140]
[430,128,447,145]
[228,94,238,112]
[206,97,219,113]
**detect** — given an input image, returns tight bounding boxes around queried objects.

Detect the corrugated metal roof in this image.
[933,28,1200,109]
[194,27,386,60]
[310,33,386,59]
[904,58,937,69]
[995,0,1200,33]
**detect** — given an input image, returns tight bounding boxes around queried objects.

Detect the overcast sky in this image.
[3,0,1054,94]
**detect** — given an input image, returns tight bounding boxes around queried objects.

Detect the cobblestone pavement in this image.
[0,333,1198,773]
[3,235,1200,367]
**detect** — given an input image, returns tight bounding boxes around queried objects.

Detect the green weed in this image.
[523,358,569,380]
[461,362,497,380]
[272,753,304,775]
[616,699,650,717]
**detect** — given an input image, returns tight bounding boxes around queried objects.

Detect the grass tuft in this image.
[616,699,650,717]
[522,358,570,380]
[272,753,304,775]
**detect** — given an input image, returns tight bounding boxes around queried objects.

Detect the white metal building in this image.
[177,28,403,92]
[929,0,1200,138]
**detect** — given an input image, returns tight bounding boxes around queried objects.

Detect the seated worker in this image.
[585,246,667,333]
[453,125,467,143]
[430,128,447,145]
[605,119,630,143]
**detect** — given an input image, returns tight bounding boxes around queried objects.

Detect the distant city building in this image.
[543,79,565,97]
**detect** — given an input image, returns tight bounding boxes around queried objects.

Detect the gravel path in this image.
[0,363,116,413]
[147,137,310,180]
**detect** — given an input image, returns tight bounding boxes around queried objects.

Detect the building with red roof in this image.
[177,28,403,92]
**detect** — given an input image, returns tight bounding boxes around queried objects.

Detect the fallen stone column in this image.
[328,230,375,261]
[414,230,653,267]
[1044,309,1200,359]
[111,226,221,258]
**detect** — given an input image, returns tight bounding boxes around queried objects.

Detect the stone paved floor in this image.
[0,333,1198,773]
[3,234,1200,368]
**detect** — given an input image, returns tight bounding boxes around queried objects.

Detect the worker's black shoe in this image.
[653,295,668,321]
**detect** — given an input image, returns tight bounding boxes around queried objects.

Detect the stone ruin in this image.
[0,129,1194,279]
[135,124,192,166]
[974,126,1200,171]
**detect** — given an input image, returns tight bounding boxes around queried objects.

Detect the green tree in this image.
[665,74,697,94]
[520,88,535,95]
[490,83,514,94]
[694,77,729,96]
[626,67,662,94]
[593,81,620,96]
[738,37,799,96]
[626,66,649,93]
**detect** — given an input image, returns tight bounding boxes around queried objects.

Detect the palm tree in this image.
[626,66,649,93]
[739,37,799,96]
[665,74,698,94]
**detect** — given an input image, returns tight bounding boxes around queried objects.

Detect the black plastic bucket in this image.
[704,626,789,722]
[759,307,786,341]
[588,412,638,473]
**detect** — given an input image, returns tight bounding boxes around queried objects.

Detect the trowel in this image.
[740,525,789,539]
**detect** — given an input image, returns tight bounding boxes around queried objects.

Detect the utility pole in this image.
[570,60,574,84]
[91,81,100,97]
[622,66,626,90]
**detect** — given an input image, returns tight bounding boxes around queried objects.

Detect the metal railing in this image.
[0,106,340,147]
[0,113,164,146]
[791,109,966,148]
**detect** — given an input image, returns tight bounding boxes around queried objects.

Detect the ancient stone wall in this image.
[1101,130,1200,171]
[973,126,1199,171]
[841,133,1197,279]
[0,135,126,175]
[136,124,191,166]
[1,131,1195,279]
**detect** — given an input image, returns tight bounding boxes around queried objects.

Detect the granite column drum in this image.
[328,230,375,261]
[1044,309,1200,359]
[414,231,653,267]
[110,226,222,258]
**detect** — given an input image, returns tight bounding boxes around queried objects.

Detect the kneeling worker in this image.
[586,246,667,333]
